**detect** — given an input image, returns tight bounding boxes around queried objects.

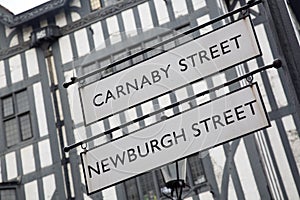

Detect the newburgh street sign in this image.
[81,83,270,194]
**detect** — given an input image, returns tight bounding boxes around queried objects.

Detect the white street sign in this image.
[81,83,270,194]
[79,16,261,125]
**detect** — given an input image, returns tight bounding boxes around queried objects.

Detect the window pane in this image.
[19,114,32,140]
[124,178,139,200]
[188,155,206,185]
[4,119,19,147]
[2,96,14,117]
[0,189,16,200]
[16,90,29,113]
[139,172,157,200]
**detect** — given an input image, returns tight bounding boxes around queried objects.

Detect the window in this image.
[2,90,33,147]
[89,0,123,11]
[125,172,159,200]
[0,189,17,200]
[124,178,139,200]
[123,154,206,200]
[188,154,206,185]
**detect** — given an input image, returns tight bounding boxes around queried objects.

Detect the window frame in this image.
[1,89,33,148]
[0,182,21,200]
[123,154,207,200]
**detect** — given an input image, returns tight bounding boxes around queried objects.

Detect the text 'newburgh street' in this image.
[87,99,257,178]
[81,84,270,193]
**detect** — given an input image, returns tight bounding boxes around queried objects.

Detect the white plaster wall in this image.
[59,35,73,64]
[33,82,49,137]
[9,54,23,83]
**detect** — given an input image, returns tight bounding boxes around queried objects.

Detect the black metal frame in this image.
[64,58,281,152]
[80,80,273,195]
[77,14,262,127]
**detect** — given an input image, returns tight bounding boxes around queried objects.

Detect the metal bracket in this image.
[81,142,88,152]
[63,59,282,153]
[63,77,77,88]
[61,0,263,89]
[246,74,254,84]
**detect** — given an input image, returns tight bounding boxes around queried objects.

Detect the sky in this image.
[0,0,50,15]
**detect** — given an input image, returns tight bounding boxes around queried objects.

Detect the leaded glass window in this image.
[123,154,206,200]
[0,189,16,200]
[2,90,33,147]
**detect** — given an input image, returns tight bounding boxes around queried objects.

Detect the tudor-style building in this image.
[0,0,299,199]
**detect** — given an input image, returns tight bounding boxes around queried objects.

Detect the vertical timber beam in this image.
[263,1,300,116]
[263,0,300,196]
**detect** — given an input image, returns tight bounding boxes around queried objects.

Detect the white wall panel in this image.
[74,29,90,57]
[154,0,169,25]
[59,35,73,64]
[267,122,299,199]
[55,11,67,27]
[235,140,260,199]
[25,181,39,200]
[192,0,206,10]
[171,0,188,18]
[9,55,23,83]
[21,145,36,174]
[65,70,84,125]
[282,115,300,171]
[197,15,213,35]
[39,139,53,168]
[43,174,56,200]
[256,25,288,108]
[23,26,32,42]
[102,187,117,200]
[106,16,121,45]
[71,12,81,22]
[0,61,6,88]
[121,9,137,37]
[138,2,153,31]
[9,35,19,47]
[26,49,39,77]
[5,26,14,38]
[33,82,49,137]
[40,19,48,28]
[91,21,105,50]
[91,121,108,147]
[208,146,226,190]
[6,152,17,180]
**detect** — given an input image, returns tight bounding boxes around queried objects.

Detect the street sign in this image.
[79,16,261,126]
[81,83,270,194]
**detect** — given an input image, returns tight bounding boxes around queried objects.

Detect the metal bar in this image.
[63,59,282,152]
[63,0,263,88]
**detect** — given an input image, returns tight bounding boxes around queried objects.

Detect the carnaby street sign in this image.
[81,83,270,194]
[79,16,261,126]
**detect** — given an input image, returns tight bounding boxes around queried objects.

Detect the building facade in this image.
[0,0,299,199]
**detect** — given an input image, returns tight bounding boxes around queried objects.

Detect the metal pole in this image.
[64,59,282,152]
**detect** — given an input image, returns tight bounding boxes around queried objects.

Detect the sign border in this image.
[81,83,270,195]
[79,15,262,126]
